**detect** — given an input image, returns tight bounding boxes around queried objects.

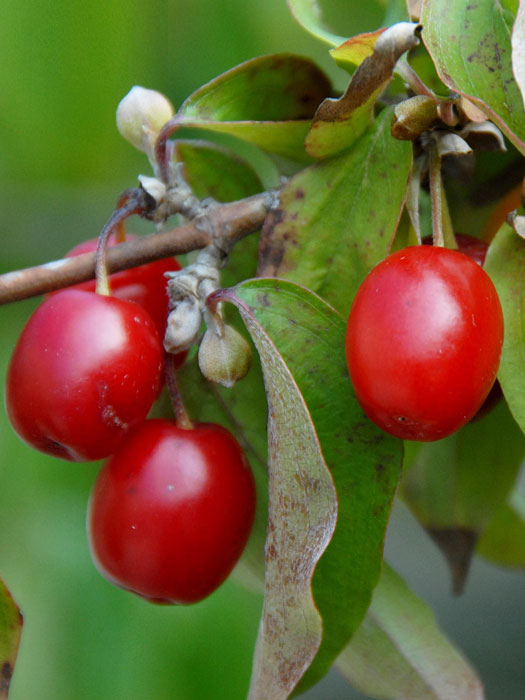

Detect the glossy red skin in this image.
[6,289,164,461]
[60,234,180,340]
[87,419,256,604]
[345,246,504,441]
[423,233,488,267]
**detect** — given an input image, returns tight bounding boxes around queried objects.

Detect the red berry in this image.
[59,234,180,340]
[6,289,164,461]
[345,246,504,441]
[423,233,488,267]
[87,419,256,604]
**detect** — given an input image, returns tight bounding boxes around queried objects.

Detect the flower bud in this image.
[116,86,174,154]
[163,299,202,354]
[391,95,438,140]
[198,325,252,389]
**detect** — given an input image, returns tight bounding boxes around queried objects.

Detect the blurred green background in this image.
[0,1,523,699]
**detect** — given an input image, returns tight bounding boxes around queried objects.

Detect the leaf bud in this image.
[116,86,174,154]
[391,95,438,140]
[163,298,202,354]
[198,324,252,389]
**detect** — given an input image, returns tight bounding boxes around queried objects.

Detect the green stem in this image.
[428,145,457,249]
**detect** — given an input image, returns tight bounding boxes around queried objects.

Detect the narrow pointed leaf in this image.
[216,279,402,696]
[477,489,525,568]
[305,23,420,158]
[421,0,525,156]
[170,54,332,163]
[512,1,525,109]
[337,564,485,700]
[258,107,412,317]
[401,400,525,592]
[484,222,525,432]
[0,578,22,700]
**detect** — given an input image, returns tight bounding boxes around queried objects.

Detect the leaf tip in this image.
[427,527,478,595]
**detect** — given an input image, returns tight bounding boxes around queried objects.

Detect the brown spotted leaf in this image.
[258,107,412,317]
[422,0,525,156]
[215,279,402,697]
[305,22,420,158]
[512,0,525,110]
[0,578,22,699]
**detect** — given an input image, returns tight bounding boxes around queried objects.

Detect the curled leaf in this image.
[330,29,386,72]
[306,22,420,158]
[170,54,332,162]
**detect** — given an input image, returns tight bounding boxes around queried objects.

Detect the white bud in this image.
[116,86,174,154]
[198,325,252,389]
[163,299,202,354]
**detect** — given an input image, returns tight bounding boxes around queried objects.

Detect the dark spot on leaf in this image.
[1,663,13,693]
[376,463,385,475]
[267,544,278,560]
[295,188,305,199]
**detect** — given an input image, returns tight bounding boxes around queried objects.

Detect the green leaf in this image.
[484,222,525,432]
[305,23,420,158]
[258,107,412,317]
[477,489,525,568]
[286,0,363,47]
[216,279,402,696]
[175,140,263,202]
[0,577,22,699]
[401,399,525,592]
[479,487,525,563]
[421,0,525,156]
[512,1,525,110]
[329,28,386,72]
[337,564,484,700]
[170,54,332,163]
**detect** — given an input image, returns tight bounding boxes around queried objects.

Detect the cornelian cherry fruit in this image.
[87,419,256,604]
[345,245,504,441]
[6,289,164,461]
[60,234,180,340]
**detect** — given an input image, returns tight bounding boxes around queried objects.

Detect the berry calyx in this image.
[87,419,256,604]
[6,289,164,461]
[345,246,504,441]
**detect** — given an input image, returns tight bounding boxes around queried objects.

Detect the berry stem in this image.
[396,56,439,101]
[165,353,194,430]
[429,144,457,249]
[95,196,144,295]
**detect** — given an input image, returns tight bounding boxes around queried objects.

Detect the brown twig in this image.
[0,192,273,306]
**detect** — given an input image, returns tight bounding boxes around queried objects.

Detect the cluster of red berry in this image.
[345,235,504,441]
[5,238,256,604]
